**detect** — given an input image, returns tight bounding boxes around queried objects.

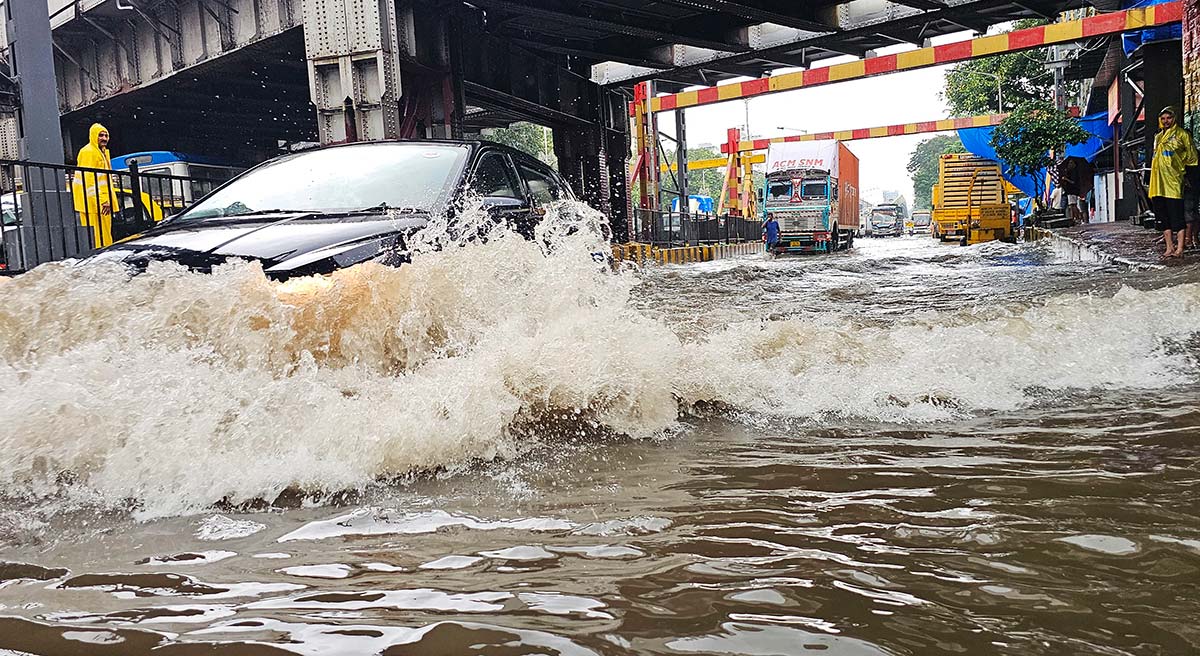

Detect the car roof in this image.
[298,139,552,168]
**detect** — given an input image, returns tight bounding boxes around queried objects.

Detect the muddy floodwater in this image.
[1,224,1198,655]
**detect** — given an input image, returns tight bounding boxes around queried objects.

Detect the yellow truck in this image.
[930,154,1011,245]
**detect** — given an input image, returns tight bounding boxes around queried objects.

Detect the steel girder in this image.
[591,0,1093,89]
[51,0,301,114]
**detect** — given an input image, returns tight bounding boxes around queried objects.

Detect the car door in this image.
[515,160,570,208]
[468,150,531,237]
[514,158,572,239]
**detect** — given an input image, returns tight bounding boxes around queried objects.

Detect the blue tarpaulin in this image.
[1122,0,1181,55]
[671,195,715,213]
[957,112,1111,204]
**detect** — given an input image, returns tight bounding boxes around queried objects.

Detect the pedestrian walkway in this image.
[1031,222,1176,269]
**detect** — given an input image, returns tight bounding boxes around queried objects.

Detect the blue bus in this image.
[111,151,245,203]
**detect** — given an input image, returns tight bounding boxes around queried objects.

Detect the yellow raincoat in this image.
[72,123,115,246]
[1148,107,1198,200]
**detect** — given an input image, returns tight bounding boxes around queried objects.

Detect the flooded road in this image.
[1,230,1199,655]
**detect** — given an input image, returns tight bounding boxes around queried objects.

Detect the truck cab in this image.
[869,203,905,237]
[763,171,840,252]
[761,140,859,254]
[911,210,932,234]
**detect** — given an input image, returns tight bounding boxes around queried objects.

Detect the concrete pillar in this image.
[606,121,631,242]
[301,0,408,142]
[5,0,65,163]
[1142,41,1183,166]
[301,0,464,143]
[4,0,84,268]
[553,89,630,244]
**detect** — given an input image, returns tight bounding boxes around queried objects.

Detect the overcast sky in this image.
[653,33,981,206]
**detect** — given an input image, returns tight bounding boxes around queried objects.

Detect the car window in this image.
[472,153,520,199]
[517,162,566,205]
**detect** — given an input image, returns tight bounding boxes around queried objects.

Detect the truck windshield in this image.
[767,181,792,201]
[801,181,827,198]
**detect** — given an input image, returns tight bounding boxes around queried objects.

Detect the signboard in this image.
[766,140,840,174]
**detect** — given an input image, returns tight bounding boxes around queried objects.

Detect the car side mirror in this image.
[481,196,524,214]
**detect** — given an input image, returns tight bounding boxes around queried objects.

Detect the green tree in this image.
[906,135,966,210]
[482,122,556,166]
[942,19,1076,115]
[683,146,725,200]
[989,100,1089,210]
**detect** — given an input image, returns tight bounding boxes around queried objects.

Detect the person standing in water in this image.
[1149,107,1197,258]
[763,214,780,256]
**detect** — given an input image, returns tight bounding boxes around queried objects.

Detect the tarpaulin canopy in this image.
[1122,0,1181,55]
[957,112,1110,203]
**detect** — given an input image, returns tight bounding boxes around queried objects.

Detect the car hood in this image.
[88,211,429,278]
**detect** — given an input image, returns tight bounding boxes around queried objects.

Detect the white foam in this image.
[278,508,574,542]
[194,515,266,541]
[0,202,1197,519]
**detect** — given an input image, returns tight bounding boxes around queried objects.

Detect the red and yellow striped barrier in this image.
[634,113,1006,173]
[632,2,1182,115]
[723,114,1008,153]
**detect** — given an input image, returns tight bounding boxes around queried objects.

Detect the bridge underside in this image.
[48,0,1111,238]
[60,28,315,164]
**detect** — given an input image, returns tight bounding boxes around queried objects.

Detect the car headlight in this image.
[265,233,408,277]
[276,274,334,297]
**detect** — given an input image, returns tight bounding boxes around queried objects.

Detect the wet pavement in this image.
[1047,221,1170,267]
[1,230,1199,655]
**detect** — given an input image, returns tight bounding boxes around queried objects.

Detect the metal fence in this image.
[0,159,227,273]
[631,208,762,247]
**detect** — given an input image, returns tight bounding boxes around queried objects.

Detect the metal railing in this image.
[0,158,227,273]
[631,208,762,247]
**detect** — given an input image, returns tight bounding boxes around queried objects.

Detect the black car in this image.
[87,140,575,279]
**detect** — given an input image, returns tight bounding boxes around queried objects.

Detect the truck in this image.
[761,140,860,254]
[868,203,905,237]
[911,210,932,234]
[930,154,1011,245]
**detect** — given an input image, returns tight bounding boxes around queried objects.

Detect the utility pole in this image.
[5,0,64,163]
[1047,44,1070,214]
[1050,45,1067,112]
[5,0,81,268]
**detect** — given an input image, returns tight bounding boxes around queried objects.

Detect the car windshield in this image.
[177,143,469,220]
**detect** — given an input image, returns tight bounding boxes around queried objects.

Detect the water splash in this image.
[0,203,1197,518]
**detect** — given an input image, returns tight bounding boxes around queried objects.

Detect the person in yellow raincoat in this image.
[1148,106,1198,258]
[72,123,115,247]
